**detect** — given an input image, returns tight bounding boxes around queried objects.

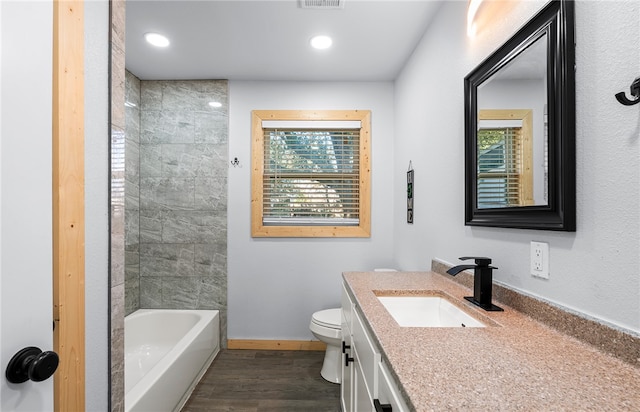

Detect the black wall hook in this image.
[615,77,640,106]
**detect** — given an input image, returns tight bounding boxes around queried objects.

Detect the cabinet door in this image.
[341,325,353,412]
[353,309,381,395]
[354,358,375,412]
[377,361,410,412]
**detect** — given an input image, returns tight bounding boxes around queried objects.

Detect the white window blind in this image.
[262,128,360,226]
[477,127,523,208]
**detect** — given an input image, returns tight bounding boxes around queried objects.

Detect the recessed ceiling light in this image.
[208,101,222,108]
[144,32,170,48]
[310,35,332,50]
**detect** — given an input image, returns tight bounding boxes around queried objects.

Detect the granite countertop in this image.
[343,271,640,411]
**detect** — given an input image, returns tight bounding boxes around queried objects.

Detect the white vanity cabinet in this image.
[341,284,353,412]
[342,282,409,412]
[341,282,378,412]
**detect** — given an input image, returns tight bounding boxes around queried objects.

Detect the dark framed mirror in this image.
[464,0,575,231]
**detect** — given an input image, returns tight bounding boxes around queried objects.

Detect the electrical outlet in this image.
[530,241,549,279]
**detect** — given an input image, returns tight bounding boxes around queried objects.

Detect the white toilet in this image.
[310,268,397,384]
[309,308,342,384]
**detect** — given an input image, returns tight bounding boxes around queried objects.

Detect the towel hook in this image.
[615,77,640,106]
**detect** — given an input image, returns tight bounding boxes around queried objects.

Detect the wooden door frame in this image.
[52,1,85,411]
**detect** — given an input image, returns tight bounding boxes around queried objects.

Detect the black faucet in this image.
[446,256,503,311]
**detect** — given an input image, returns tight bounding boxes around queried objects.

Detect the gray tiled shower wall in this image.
[124,70,141,315]
[124,72,228,342]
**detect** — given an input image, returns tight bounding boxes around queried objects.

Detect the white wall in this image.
[394,1,640,333]
[228,81,395,339]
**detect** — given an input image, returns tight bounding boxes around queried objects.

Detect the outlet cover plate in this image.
[531,241,549,279]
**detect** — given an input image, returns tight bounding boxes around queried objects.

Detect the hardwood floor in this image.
[182,349,341,412]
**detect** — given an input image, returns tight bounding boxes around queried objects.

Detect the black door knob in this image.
[6,346,59,384]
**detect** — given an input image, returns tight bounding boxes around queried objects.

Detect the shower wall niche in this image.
[124,71,228,341]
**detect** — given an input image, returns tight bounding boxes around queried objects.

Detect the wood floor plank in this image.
[182,350,340,412]
[257,399,340,412]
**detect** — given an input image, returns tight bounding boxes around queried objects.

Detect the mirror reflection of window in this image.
[478,110,533,208]
[477,126,526,208]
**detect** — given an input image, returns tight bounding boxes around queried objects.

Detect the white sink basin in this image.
[377,296,485,328]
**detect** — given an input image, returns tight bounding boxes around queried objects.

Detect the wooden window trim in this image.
[251,110,371,238]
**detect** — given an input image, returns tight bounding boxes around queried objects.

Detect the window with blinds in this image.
[263,128,360,226]
[477,127,523,208]
[251,110,371,238]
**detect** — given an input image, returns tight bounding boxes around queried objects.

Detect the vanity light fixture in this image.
[208,101,222,108]
[467,0,483,37]
[144,32,170,48]
[310,35,333,50]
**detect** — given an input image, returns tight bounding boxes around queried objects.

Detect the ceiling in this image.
[125,0,443,82]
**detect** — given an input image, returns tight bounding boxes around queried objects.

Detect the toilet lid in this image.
[312,308,341,329]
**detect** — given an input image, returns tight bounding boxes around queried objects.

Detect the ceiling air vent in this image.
[299,0,345,9]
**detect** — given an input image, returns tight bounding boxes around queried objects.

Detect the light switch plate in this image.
[531,241,549,279]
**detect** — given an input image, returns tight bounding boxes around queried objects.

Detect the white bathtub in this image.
[125,309,220,412]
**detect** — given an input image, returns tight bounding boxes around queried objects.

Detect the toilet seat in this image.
[311,308,341,329]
